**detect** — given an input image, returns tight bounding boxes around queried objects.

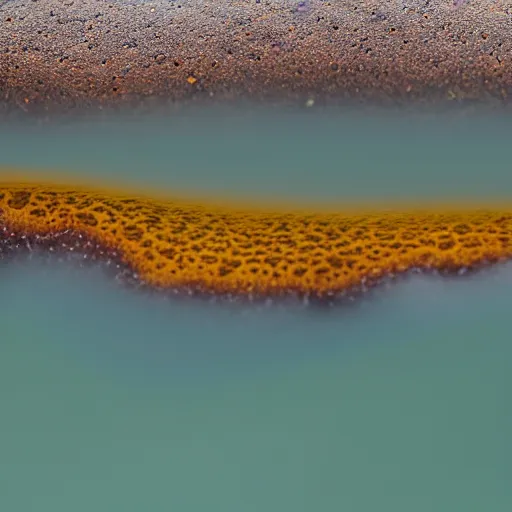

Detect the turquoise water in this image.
[3,107,512,202]
[0,108,511,510]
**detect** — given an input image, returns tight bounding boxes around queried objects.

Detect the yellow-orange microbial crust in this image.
[2,181,512,300]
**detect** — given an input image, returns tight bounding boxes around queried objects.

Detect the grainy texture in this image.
[0,0,511,113]
[2,181,512,301]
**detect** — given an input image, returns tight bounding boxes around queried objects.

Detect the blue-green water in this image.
[3,107,512,203]
[0,108,511,511]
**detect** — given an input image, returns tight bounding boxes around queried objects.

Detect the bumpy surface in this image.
[1,0,511,115]
[1,181,512,300]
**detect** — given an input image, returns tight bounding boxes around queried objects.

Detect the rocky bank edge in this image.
[0,0,511,114]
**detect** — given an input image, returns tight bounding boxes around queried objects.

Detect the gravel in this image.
[0,0,511,115]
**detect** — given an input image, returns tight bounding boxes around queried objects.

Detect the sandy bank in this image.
[0,0,511,114]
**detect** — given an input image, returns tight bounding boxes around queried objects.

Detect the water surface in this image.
[0,107,510,511]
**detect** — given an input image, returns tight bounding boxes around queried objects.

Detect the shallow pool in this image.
[0,106,510,511]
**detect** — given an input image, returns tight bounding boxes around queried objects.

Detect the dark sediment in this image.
[0,0,511,115]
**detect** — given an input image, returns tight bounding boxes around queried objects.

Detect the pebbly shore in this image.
[0,0,511,115]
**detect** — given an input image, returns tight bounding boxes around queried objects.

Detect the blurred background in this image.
[0,105,511,511]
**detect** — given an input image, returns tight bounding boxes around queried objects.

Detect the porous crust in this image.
[2,182,512,300]
[0,0,511,114]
